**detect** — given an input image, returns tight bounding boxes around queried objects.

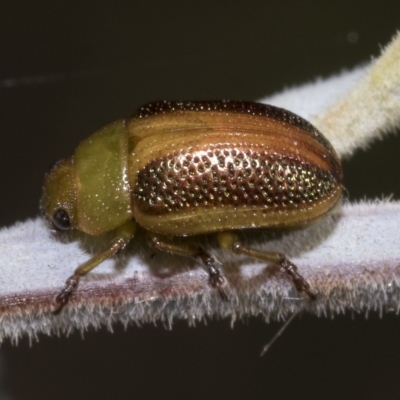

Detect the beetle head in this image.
[41,157,77,232]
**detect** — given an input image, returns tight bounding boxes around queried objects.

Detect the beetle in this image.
[41,100,343,313]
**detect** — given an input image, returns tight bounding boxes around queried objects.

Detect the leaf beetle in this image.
[41,100,343,313]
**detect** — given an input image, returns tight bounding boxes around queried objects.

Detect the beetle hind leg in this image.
[276,256,316,300]
[217,231,316,300]
[147,235,228,301]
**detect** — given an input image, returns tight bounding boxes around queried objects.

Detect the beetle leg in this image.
[53,221,136,314]
[147,234,228,301]
[217,231,316,300]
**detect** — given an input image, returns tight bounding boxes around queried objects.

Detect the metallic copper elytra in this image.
[41,100,343,312]
[134,148,338,215]
[128,101,342,235]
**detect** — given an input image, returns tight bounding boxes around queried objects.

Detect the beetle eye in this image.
[52,209,71,231]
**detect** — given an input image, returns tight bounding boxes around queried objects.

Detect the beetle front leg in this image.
[54,238,125,314]
[53,221,136,314]
[217,231,316,300]
[147,234,228,301]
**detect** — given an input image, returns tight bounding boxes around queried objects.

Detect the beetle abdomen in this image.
[128,101,342,235]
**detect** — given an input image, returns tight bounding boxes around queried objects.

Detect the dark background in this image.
[1,1,400,399]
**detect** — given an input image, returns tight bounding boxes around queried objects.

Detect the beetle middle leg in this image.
[147,234,228,301]
[217,231,316,300]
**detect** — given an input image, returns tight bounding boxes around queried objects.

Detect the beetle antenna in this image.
[260,312,298,356]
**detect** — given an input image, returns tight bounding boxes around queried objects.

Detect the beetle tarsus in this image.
[197,249,228,301]
[278,257,316,300]
[53,275,80,314]
[208,265,228,301]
